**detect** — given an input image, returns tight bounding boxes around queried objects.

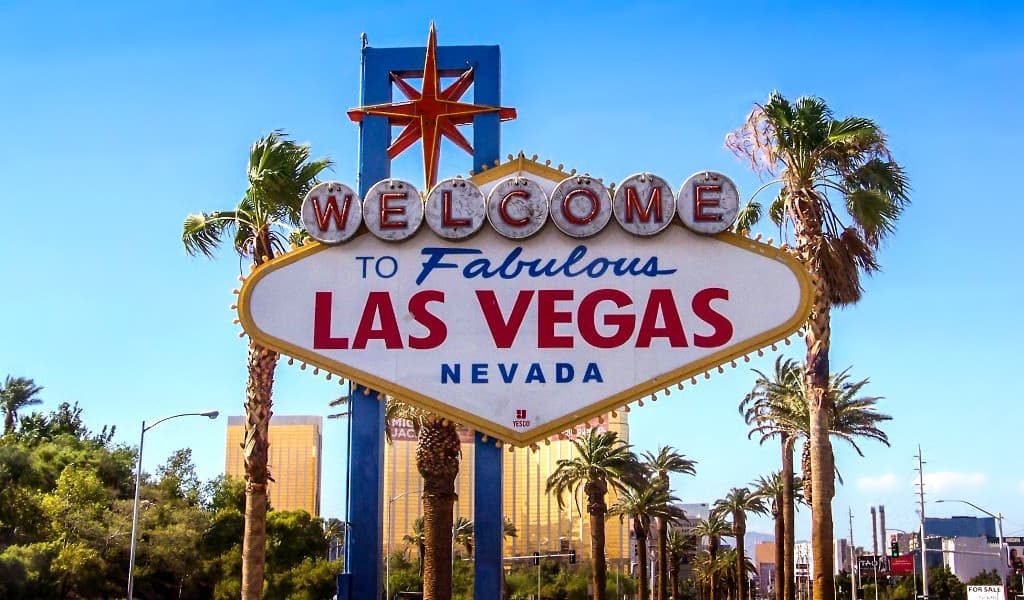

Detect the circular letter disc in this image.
[486,176,550,239]
[363,178,423,242]
[301,181,362,244]
[425,177,486,240]
[549,176,613,238]
[612,173,676,236]
[677,171,739,235]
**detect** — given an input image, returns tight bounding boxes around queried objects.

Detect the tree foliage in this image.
[0,393,340,598]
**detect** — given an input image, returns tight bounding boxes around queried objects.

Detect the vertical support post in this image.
[470,46,504,600]
[344,385,385,599]
[475,434,504,599]
[341,43,393,600]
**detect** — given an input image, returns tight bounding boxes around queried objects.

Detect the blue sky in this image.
[2,1,1023,545]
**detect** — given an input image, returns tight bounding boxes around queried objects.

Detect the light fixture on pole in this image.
[127,410,219,599]
[935,499,1006,569]
[386,488,422,600]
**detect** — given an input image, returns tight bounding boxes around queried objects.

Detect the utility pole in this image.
[916,445,929,600]
[850,508,859,600]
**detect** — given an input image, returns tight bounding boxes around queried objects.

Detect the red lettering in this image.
[476,290,534,348]
[694,185,722,222]
[636,289,688,347]
[537,290,574,348]
[408,290,447,349]
[499,190,530,226]
[562,188,599,225]
[442,190,470,227]
[578,289,635,349]
[312,291,348,349]
[625,186,663,223]
[312,195,352,231]
[380,192,408,229]
[352,292,403,349]
[692,287,733,347]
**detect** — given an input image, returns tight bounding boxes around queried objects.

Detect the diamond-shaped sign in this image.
[238,157,811,445]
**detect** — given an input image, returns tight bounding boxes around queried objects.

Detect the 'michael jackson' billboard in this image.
[237,153,811,445]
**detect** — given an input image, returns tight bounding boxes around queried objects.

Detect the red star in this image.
[348,23,517,190]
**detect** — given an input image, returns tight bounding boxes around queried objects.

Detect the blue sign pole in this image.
[345,38,506,600]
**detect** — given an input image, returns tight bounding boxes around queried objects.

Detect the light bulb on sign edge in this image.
[287,358,294,366]
[313,367,320,375]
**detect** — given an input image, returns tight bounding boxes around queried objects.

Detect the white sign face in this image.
[239,214,810,444]
[968,586,1003,600]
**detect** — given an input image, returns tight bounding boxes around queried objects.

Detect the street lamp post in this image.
[386,488,422,600]
[935,499,1006,567]
[936,499,1008,600]
[127,410,219,599]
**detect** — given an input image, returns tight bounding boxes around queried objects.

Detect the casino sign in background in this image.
[237,153,812,446]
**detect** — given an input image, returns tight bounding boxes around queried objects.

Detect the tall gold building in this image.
[225,415,323,516]
[383,412,631,566]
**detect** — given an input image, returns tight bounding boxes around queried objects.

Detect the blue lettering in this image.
[416,245,676,285]
[525,363,546,384]
[555,363,574,383]
[582,362,603,383]
[417,247,482,285]
[441,363,460,384]
[471,363,488,383]
[498,363,518,384]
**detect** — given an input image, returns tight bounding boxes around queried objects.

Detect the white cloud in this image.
[857,473,901,492]
[920,471,987,493]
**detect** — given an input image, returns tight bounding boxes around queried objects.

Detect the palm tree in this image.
[693,512,731,600]
[727,92,909,600]
[403,516,427,578]
[643,447,697,600]
[415,414,461,600]
[453,516,474,557]
[547,429,635,600]
[182,130,330,597]
[741,357,802,600]
[666,528,697,600]
[611,478,687,600]
[384,398,463,599]
[714,487,768,600]
[0,376,43,435]
[716,548,756,600]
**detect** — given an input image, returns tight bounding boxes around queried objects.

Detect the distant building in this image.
[225,415,322,515]
[382,412,631,566]
[926,516,997,539]
[942,536,1005,582]
[755,542,776,599]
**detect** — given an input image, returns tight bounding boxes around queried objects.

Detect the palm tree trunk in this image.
[710,540,719,600]
[636,516,650,600]
[735,515,746,600]
[657,517,668,600]
[585,479,610,600]
[416,419,461,600]
[774,503,784,600]
[805,263,836,600]
[792,192,836,600]
[782,436,795,600]
[241,341,278,599]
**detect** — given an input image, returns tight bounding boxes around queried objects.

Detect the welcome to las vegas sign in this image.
[237,155,812,446]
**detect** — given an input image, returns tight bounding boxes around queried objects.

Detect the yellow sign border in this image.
[237,160,812,446]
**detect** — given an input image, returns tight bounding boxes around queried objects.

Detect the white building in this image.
[942,536,1006,582]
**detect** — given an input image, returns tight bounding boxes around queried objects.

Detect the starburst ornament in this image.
[347,23,517,190]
